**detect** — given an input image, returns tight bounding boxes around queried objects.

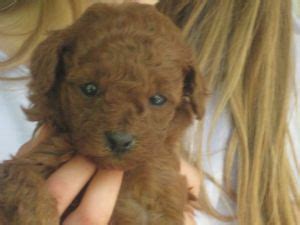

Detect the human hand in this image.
[19,126,200,225]
[180,158,201,225]
[47,157,123,225]
[18,125,123,225]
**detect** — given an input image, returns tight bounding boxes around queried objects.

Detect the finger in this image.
[184,211,197,225]
[46,155,97,216]
[63,170,123,225]
[17,124,54,157]
[180,158,201,197]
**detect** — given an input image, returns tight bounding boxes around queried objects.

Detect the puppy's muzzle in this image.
[105,131,135,154]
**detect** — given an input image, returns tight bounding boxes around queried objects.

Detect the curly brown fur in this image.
[0,3,206,225]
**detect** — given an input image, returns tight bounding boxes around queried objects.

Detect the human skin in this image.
[18,125,200,225]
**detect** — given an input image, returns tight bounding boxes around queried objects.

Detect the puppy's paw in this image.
[0,209,8,225]
[0,162,59,225]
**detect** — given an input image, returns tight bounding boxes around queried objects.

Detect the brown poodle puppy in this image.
[0,3,205,225]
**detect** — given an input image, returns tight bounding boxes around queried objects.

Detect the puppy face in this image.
[26,3,206,169]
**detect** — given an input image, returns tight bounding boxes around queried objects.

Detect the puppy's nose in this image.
[105,132,135,153]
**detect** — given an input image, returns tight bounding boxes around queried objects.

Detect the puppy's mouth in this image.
[85,154,140,171]
[76,131,143,170]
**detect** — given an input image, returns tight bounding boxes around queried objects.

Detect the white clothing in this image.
[0,15,300,225]
[0,52,36,160]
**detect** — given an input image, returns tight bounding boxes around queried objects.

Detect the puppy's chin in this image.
[84,154,143,171]
[77,141,149,170]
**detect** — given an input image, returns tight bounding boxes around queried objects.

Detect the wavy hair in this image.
[157,0,299,224]
[0,0,85,78]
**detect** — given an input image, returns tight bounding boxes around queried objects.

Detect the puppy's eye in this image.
[80,83,99,97]
[149,94,167,106]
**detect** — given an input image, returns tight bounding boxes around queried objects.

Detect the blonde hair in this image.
[1,0,299,224]
[0,0,85,77]
[158,0,299,224]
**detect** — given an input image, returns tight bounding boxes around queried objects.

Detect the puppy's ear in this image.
[183,66,206,120]
[25,30,73,123]
[30,31,73,93]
